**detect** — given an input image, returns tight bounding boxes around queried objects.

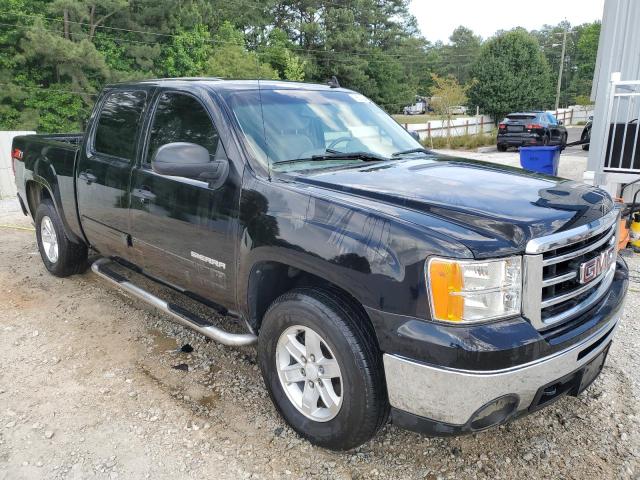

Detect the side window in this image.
[146,93,219,164]
[546,113,558,125]
[94,91,146,159]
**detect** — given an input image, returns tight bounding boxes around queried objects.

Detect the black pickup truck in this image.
[11,79,628,450]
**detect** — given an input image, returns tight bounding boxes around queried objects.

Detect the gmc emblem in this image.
[579,245,615,284]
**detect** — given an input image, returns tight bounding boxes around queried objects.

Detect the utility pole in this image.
[555,29,568,111]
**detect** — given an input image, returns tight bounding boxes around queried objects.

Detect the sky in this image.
[409,0,606,43]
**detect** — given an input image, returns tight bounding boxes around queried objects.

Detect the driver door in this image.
[129,90,240,306]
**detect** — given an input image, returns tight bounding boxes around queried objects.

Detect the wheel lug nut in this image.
[300,368,306,376]
[317,380,322,387]
[318,366,324,375]
[308,381,314,388]
[301,356,307,364]
[309,354,315,362]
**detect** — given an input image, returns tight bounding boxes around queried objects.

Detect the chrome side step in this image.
[91,258,257,347]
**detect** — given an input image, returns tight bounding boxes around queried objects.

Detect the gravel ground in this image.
[0,204,639,480]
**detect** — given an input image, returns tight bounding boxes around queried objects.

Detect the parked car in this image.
[11,79,627,450]
[581,116,593,150]
[403,96,428,115]
[448,105,468,115]
[497,111,568,152]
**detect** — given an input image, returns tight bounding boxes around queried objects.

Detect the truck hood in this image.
[292,156,614,257]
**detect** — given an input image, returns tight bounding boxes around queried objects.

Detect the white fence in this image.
[404,115,494,141]
[0,131,35,199]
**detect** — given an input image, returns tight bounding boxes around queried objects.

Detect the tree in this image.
[568,22,601,102]
[162,24,212,77]
[442,26,482,84]
[204,22,278,79]
[429,74,469,146]
[468,29,554,121]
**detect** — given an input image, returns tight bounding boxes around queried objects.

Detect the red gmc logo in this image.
[579,245,615,284]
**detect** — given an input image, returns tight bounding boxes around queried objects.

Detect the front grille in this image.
[522,210,619,331]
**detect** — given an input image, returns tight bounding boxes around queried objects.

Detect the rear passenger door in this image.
[77,90,147,258]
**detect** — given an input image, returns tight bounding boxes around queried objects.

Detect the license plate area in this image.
[528,343,610,412]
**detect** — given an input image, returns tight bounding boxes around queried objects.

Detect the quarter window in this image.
[146,93,219,164]
[94,91,146,159]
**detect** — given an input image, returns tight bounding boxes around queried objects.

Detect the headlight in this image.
[426,256,522,323]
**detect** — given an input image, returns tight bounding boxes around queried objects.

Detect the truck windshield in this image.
[219,88,422,171]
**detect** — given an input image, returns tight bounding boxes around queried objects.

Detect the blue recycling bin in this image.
[519,146,560,176]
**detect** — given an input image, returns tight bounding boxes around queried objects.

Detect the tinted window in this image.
[546,113,558,125]
[94,91,146,159]
[147,93,219,164]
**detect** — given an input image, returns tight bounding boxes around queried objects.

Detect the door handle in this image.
[133,186,156,204]
[79,171,97,185]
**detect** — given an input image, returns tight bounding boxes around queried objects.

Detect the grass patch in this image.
[424,130,497,150]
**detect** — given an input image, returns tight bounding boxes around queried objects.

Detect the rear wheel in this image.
[35,200,88,277]
[560,133,568,150]
[258,288,388,450]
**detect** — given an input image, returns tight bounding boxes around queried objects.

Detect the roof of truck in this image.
[106,77,352,93]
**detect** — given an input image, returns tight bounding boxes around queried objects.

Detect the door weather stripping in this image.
[91,258,257,347]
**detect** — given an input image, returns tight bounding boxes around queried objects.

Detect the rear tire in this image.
[497,144,507,152]
[35,200,88,277]
[258,287,388,450]
[560,133,568,151]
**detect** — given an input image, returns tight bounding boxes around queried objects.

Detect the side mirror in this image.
[152,142,228,187]
[558,120,564,126]
[408,130,420,141]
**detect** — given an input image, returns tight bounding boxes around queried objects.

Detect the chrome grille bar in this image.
[541,271,577,288]
[541,226,616,267]
[522,208,620,331]
[525,210,618,254]
[540,265,612,308]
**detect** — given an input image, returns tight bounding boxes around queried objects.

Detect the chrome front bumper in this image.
[383,314,620,427]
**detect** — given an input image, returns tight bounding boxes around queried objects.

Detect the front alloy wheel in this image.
[276,325,343,422]
[258,288,389,450]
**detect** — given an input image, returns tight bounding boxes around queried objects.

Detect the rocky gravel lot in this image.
[0,204,639,480]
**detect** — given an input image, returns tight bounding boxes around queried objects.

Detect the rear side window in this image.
[146,92,219,164]
[94,91,146,159]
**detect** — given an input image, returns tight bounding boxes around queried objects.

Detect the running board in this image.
[91,258,257,347]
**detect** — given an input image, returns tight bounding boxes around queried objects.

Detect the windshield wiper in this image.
[273,150,388,166]
[391,147,431,157]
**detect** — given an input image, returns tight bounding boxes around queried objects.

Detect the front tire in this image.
[258,288,388,450]
[497,144,507,152]
[35,200,88,277]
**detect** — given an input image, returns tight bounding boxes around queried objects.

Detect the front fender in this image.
[237,177,472,320]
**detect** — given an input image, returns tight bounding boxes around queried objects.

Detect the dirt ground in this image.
[1,204,639,480]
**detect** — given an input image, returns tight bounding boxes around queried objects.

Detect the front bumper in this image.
[376,259,628,436]
[385,313,618,434]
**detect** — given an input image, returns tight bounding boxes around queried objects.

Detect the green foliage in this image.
[426,130,496,150]
[204,22,278,79]
[468,29,554,121]
[0,1,601,132]
[162,24,212,77]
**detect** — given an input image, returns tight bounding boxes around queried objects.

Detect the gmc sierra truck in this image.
[11,79,628,450]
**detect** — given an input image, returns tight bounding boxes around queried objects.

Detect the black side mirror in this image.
[152,142,228,188]
[408,130,420,141]
[558,120,564,126]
